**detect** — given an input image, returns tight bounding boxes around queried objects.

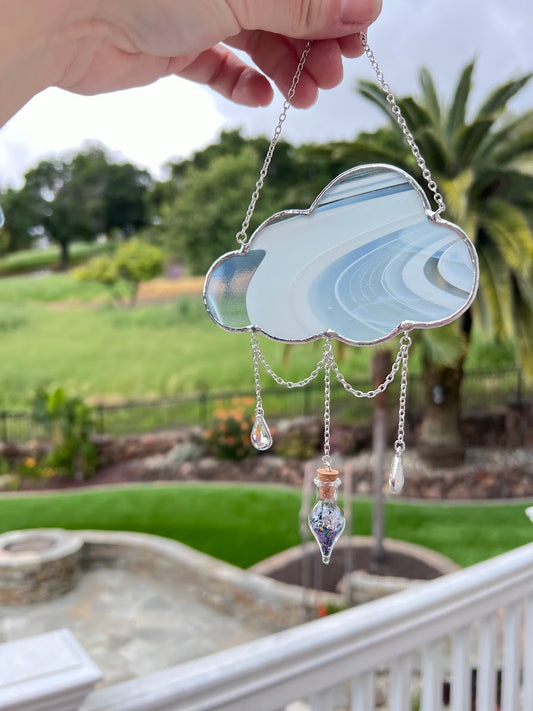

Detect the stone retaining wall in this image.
[80,530,340,632]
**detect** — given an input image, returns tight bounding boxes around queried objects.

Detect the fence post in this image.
[97,406,105,435]
[516,369,523,406]
[198,392,208,428]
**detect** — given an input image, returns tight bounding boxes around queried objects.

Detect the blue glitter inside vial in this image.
[308,468,345,564]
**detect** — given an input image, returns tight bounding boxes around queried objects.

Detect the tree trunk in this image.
[370,349,392,564]
[416,357,465,468]
[371,407,387,563]
[58,241,70,270]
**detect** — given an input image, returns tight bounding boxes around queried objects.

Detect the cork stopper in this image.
[316,467,339,499]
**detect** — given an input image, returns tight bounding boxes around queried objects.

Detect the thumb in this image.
[228,0,382,39]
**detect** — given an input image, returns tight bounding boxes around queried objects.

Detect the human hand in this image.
[59,0,381,107]
[0,0,381,125]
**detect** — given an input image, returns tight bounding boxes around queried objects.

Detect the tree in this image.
[0,185,46,252]
[161,146,277,274]
[76,238,164,307]
[351,63,533,465]
[1,146,152,268]
[159,130,302,274]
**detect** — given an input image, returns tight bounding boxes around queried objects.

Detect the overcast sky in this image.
[0,0,531,189]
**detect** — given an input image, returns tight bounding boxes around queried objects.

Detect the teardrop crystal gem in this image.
[250,414,273,451]
[389,453,405,494]
[308,500,345,564]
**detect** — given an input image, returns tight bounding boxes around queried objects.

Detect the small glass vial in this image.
[308,467,345,564]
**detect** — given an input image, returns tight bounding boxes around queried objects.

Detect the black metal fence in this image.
[0,369,529,443]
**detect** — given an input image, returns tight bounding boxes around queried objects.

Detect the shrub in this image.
[204,398,255,460]
[32,387,98,480]
[76,239,164,307]
[274,430,316,460]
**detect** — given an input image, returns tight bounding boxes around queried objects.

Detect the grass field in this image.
[0,242,110,276]
[0,273,372,406]
[0,484,529,568]
[0,270,518,408]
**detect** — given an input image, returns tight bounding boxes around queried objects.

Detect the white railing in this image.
[82,543,533,711]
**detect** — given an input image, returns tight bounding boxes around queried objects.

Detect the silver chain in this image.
[235,33,446,249]
[235,42,313,246]
[331,335,410,399]
[360,33,446,215]
[393,333,412,454]
[250,332,326,389]
[251,332,409,400]
[322,340,333,469]
[251,333,265,416]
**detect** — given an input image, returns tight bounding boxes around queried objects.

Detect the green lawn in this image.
[0,242,110,276]
[0,270,518,408]
[0,276,372,406]
[0,484,529,568]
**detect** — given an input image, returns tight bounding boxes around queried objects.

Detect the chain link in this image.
[236,33,446,247]
[322,340,333,469]
[360,34,446,215]
[331,335,407,399]
[250,332,326,389]
[235,42,313,246]
[251,333,265,416]
[251,332,411,399]
[393,333,412,453]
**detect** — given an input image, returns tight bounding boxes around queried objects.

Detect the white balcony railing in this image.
[82,542,533,711]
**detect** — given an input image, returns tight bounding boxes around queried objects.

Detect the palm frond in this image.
[413,127,449,174]
[456,118,495,169]
[477,74,532,117]
[510,273,533,377]
[480,200,533,277]
[418,67,442,124]
[446,62,475,141]
[476,244,513,340]
[439,171,475,226]
[475,109,533,164]
[397,97,433,130]
[356,80,397,126]
[416,323,467,368]
[330,138,409,169]
[492,131,533,167]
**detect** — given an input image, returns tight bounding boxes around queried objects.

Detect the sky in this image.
[0,0,531,190]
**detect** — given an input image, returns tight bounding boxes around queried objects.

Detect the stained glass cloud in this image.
[204,164,478,346]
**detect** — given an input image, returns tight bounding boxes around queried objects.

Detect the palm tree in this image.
[339,63,533,466]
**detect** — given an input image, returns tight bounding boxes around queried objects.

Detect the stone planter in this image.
[0,529,83,605]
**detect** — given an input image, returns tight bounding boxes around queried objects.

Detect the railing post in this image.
[421,641,442,711]
[476,613,498,711]
[451,627,471,711]
[389,654,412,711]
[501,602,521,711]
[524,594,533,711]
[309,689,334,711]
[350,672,375,711]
